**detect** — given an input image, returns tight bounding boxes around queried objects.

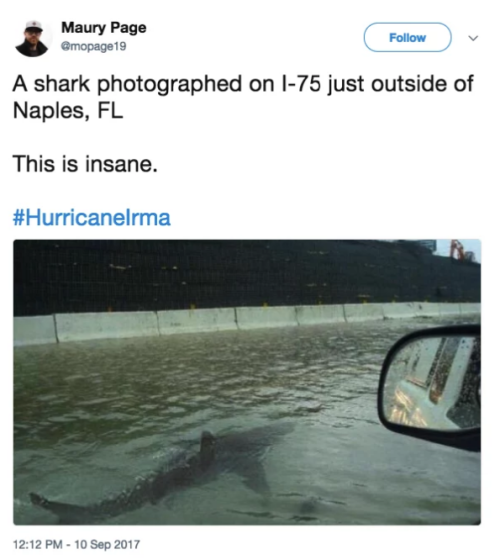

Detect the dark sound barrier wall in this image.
[14,240,481,317]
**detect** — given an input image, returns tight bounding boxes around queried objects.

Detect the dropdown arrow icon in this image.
[469,35,478,41]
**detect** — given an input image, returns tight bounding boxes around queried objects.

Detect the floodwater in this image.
[14,317,481,525]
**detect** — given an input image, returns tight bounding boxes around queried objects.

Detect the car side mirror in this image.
[378,324,480,452]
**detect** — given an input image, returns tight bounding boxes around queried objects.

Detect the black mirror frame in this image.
[377,323,481,452]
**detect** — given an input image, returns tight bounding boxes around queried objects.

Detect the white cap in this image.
[25,20,43,31]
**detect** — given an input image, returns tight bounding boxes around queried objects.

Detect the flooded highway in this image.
[14,316,480,525]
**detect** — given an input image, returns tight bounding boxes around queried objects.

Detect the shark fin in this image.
[235,462,271,496]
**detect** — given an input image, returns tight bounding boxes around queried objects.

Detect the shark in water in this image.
[29,422,293,524]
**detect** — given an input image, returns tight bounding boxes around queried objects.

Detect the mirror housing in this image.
[378,324,480,452]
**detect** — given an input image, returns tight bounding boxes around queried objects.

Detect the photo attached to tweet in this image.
[14,240,480,527]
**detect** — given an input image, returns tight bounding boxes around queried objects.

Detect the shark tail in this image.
[30,492,95,524]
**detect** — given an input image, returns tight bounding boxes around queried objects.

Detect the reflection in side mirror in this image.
[378,325,480,451]
[382,335,480,431]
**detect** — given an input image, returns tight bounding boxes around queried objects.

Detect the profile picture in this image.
[16,20,49,57]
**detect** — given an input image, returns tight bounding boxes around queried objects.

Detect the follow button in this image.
[364,23,452,52]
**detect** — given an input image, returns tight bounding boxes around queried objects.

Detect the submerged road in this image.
[14,315,480,524]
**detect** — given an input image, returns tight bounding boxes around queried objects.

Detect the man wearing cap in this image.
[16,21,48,57]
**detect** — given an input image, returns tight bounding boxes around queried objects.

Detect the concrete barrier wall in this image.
[414,302,441,317]
[55,312,160,342]
[236,306,298,329]
[439,303,462,317]
[14,316,57,346]
[344,303,385,322]
[296,305,345,325]
[382,302,418,319]
[15,301,479,346]
[158,308,237,335]
[460,303,481,315]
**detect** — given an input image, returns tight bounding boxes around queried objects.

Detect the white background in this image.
[1,1,497,559]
